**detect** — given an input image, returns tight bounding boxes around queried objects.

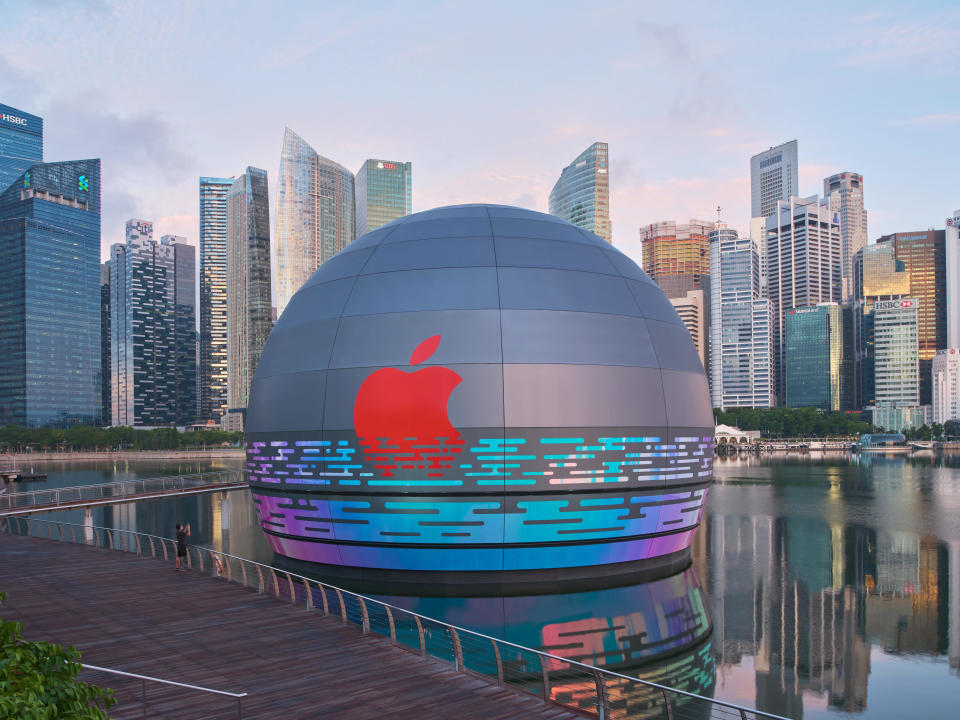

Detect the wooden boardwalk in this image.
[0,534,580,719]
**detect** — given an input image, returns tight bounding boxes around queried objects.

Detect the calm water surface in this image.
[10,454,960,719]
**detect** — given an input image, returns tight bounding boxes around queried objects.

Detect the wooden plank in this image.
[0,534,586,719]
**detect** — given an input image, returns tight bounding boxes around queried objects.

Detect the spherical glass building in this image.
[245,204,713,589]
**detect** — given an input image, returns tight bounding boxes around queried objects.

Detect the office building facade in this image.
[751,140,798,218]
[875,230,946,405]
[669,289,706,369]
[275,128,355,318]
[549,142,611,243]
[640,219,712,298]
[355,159,411,236]
[709,226,774,409]
[226,167,272,426]
[824,172,867,301]
[873,299,920,430]
[100,262,111,425]
[765,196,842,402]
[0,103,42,193]
[932,349,960,424]
[0,159,101,427]
[946,212,960,348]
[198,176,233,423]
[784,304,846,411]
[110,221,196,427]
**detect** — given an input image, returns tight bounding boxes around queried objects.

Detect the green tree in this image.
[0,592,114,718]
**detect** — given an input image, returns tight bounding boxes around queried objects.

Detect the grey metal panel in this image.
[245,370,326,433]
[489,217,591,244]
[330,310,502,368]
[383,217,492,242]
[323,363,505,430]
[502,364,668,427]
[343,268,500,315]
[661,370,713,428]
[493,236,619,275]
[276,278,356,328]
[500,310,660,367]
[254,318,339,379]
[337,222,405,254]
[497,267,641,316]
[300,247,375,289]
[575,228,612,247]
[407,205,491,219]
[362,236,496,274]
[645,319,704,373]
[602,249,657,284]
[624,278,685,325]
[487,206,569,223]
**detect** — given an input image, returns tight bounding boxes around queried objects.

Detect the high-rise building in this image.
[198,176,233,423]
[709,225,774,409]
[765,196,842,402]
[226,167,272,428]
[946,212,960,348]
[872,298,921,431]
[0,159,101,427]
[851,243,910,409]
[824,172,868,301]
[0,103,42,193]
[167,235,197,426]
[110,221,196,427]
[355,159,411,236]
[750,140,798,219]
[275,128,354,318]
[784,304,846,411]
[549,142,611,242]
[875,230,946,405]
[932,349,960,424]
[100,262,111,426]
[640,219,712,298]
[668,289,706,368]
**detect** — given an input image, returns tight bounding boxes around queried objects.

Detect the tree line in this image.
[713,407,959,439]
[0,425,244,452]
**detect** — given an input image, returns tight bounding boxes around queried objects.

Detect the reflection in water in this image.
[25,455,960,719]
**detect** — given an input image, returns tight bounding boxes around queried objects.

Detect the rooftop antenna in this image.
[716,205,722,225]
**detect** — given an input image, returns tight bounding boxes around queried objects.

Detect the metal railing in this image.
[80,663,246,719]
[1,515,790,720]
[0,470,245,514]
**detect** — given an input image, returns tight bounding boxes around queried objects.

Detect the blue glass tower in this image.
[0,103,43,194]
[549,142,611,243]
[0,159,102,427]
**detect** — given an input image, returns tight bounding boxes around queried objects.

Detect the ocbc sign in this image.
[0,113,28,126]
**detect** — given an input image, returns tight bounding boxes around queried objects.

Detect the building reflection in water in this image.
[702,455,960,719]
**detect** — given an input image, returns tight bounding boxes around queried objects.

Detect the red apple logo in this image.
[354,335,464,477]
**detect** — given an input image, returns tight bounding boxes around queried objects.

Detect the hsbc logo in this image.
[900,300,914,308]
[0,113,28,126]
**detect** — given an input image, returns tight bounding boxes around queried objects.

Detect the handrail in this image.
[3,515,790,720]
[0,470,245,513]
[82,663,247,698]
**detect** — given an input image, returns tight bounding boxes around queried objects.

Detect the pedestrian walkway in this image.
[0,533,580,719]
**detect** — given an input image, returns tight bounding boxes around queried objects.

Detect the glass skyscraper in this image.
[0,159,101,427]
[824,172,868,301]
[549,142,611,243]
[750,140,798,219]
[110,221,196,427]
[100,262,111,425]
[708,225,774,409]
[785,304,845,411]
[275,128,354,318]
[355,159,411,236]
[0,103,42,194]
[226,167,272,427]
[198,176,234,423]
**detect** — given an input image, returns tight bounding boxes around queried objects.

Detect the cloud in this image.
[635,21,692,64]
[890,110,960,127]
[830,10,960,70]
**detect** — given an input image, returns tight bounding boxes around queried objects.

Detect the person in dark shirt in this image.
[175,522,191,571]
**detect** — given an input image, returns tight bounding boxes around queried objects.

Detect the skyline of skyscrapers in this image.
[548,141,611,243]
[198,176,234,423]
[0,102,43,194]
[355,158,412,236]
[0,157,102,427]
[226,166,272,431]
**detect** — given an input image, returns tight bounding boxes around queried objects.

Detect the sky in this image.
[1,0,958,268]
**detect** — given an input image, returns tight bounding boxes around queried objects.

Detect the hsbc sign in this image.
[875,298,917,311]
[0,112,28,126]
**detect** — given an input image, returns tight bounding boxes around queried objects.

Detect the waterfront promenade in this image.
[0,534,579,719]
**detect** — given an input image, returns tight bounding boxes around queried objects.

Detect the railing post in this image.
[358,597,370,634]
[160,539,168,561]
[269,568,279,597]
[57,523,63,542]
[333,588,347,623]
[384,605,396,642]
[70,524,76,544]
[318,584,329,616]
[491,639,503,686]
[240,560,247,586]
[226,555,233,582]
[255,565,263,592]
[134,534,141,556]
[147,536,155,557]
[303,579,313,611]
[593,669,607,720]
[107,529,113,550]
[285,573,295,604]
[449,627,463,672]
[660,687,674,720]
[538,653,550,703]
[413,615,426,655]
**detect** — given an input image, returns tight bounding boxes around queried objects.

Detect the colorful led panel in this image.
[245,204,714,583]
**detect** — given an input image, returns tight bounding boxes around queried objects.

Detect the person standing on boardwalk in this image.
[175,523,191,571]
